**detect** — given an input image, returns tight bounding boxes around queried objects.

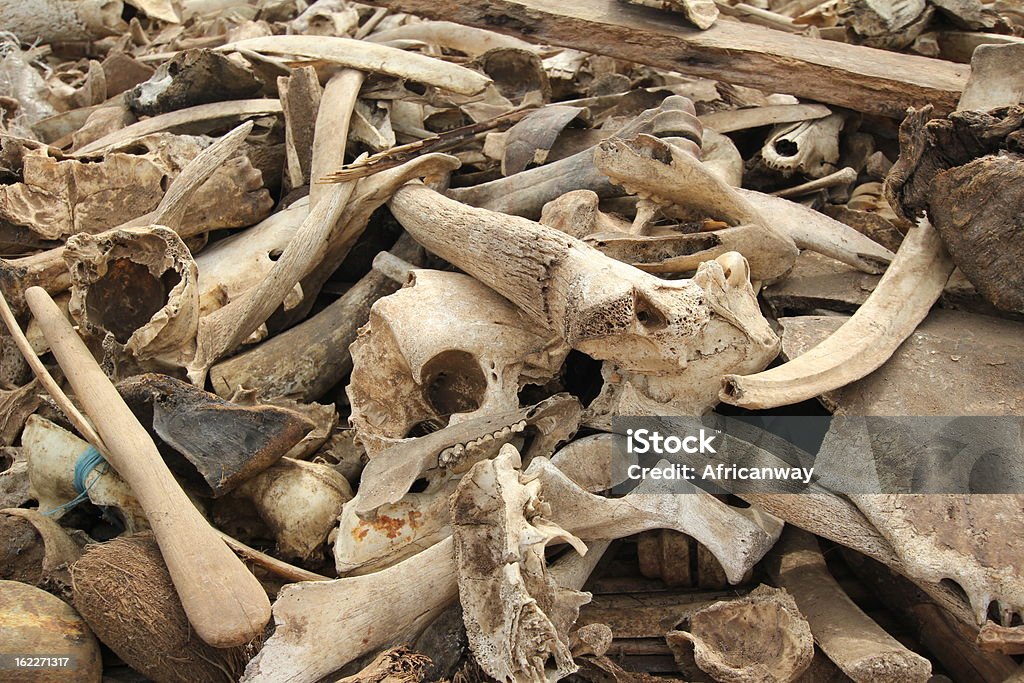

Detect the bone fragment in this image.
[699,104,832,134]
[666,585,813,683]
[721,219,953,408]
[769,527,932,682]
[74,100,282,156]
[772,166,859,198]
[366,20,539,56]
[761,113,845,178]
[0,0,127,43]
[218,36,491,95]
[957,44,1024,112]
[209,234,423,402]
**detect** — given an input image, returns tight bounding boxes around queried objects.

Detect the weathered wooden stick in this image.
[24,287,271,648]
[355,0,968,116]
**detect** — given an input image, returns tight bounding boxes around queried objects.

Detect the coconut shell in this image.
[0,580,102,683]
[71,534,260,683]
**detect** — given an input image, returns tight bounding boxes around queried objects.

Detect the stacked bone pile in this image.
[0,1,1022,682]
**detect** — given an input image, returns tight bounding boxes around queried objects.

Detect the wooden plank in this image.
[359,0,968,116]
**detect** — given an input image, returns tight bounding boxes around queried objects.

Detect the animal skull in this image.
[761,114,845,179]
[347,269,569,456]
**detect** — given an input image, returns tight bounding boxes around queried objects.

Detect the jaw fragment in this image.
[248,443,780,683]
[347,269,570,458]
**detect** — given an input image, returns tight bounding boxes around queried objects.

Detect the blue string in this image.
[42,445,109,517]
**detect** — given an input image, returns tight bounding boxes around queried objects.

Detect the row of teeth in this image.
[438,421,528,466]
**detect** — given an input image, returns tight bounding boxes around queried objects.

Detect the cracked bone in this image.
[231,458,352,561]
[244,445,781,683]
[22,415,148,533]
[720,218,953,409]
[0,0,126,43]
[666,585,814,683]
[347,269,570,457]
[217,35,492,96]
[334,395,581,575]
[451,446,589,683]
[769,527,932,683]
[1,121,262,313]
[594,134,798,281]
[761,113,845,178]
[388,184,780,416]
[208,234,424,402]
[65,226,200,375]
[0,131,270,244]
[448,95,704,219]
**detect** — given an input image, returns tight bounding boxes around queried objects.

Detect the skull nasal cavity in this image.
[421,351,487,416]
[84,258,181,343]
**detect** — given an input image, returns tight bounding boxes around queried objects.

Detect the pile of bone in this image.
[0,2,1023,683]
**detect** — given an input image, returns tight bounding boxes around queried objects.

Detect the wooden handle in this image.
[24,286,270,648]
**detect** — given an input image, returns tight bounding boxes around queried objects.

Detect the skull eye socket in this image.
[421,350,487,417]
[634,291,668,331]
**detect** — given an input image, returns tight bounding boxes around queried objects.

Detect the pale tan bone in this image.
[194,198,307,322]
[347,269,569,457]
[74,99,282,156]
[773,166,858,199]
[625,0,718,28]
[232,458,352,561]
[208,235,423,402]
[452,446,588,683]
[24,287,270,648]
[770,528,932,683]
[666,585,814,683]
[448,95,703,218]
[699,104,832,134]
[389,185,779,386]
[65,226,200,374]
[957,44,1024,112]
[761,113,845,178]
[1,122,261,313]
[541,186,892,277]
[852,494,1024,627]
[720,218,954,409]
[366,20,539,55]
[0,0,126,43]
[246,450,780,683]
[594,134,799,281]
[1,131,269,243]
[22,415,147,533]
[0,507,84,593]
[187,67,459,385]
[217,36,492,95]
[335,395,581,575]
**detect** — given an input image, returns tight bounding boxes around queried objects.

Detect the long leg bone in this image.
[769,527,933,683]
[720,218,953,409]
[217,36,492,96]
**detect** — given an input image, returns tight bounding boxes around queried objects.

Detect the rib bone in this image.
[721,219,953,409]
